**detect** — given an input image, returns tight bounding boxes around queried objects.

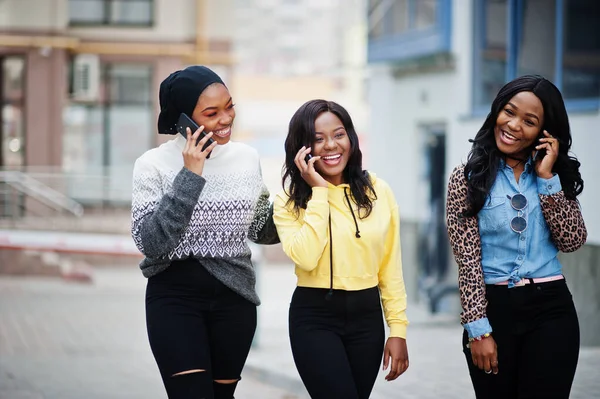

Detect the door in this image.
[418,126,454,312]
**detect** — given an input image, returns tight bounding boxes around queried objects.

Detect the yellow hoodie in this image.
[273,174,408,338]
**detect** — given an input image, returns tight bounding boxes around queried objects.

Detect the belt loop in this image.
[527,278,535,286]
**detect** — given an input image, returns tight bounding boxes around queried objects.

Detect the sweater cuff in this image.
[537,174,561,196]
[464,317,492,339]
[174,167,206,202]
[389,323,408,339]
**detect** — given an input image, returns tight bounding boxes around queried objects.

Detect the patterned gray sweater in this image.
[130,135,279,305]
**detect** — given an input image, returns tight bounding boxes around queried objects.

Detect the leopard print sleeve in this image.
[539,191,587,253]
[446,165,488,327]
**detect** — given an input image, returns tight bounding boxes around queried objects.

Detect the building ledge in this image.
[0,33,234,64]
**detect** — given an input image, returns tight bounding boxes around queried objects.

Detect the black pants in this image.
[463,279,580,399]
[289,286,385,399]
[146,259,257,399]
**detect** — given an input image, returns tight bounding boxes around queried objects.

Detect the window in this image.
[0,57,25,168]
[473,0,600,111]
[69,0,154,26]
[367,0,451,62]
[63,64,153,204]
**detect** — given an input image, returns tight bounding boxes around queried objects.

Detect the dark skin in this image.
[473,91,560,375]
[295,112,409,381]
[183,83,235,176]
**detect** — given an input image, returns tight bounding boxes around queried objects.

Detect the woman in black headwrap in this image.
[131,65,279,398]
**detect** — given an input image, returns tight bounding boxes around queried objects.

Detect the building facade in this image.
[231,0,369,195]
[366,0,600,345]
[0,0,233,204]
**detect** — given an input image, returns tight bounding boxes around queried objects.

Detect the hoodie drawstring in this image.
[326,189,361,301]
[344,187,361,238]
[326,213,333,300]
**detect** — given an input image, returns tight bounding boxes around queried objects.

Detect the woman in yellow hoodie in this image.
[273,99,409,399]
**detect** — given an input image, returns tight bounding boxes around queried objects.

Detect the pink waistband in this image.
[494,275,565,287]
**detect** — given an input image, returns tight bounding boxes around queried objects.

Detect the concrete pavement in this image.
[251,264,600,399]
[0,266,298,399]
[1,263,599,398]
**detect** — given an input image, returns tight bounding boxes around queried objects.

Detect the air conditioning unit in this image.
[72,54,100,102]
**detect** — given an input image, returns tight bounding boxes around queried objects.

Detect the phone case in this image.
[176,113,216,154]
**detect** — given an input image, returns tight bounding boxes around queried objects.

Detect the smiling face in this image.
[312,111,351,186]
[494,91,545,159]
[191,83,235,145]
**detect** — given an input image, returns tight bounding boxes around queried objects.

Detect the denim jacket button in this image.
[548,185,553,190]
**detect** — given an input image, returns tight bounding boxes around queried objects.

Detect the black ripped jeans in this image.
[146,259,257,399]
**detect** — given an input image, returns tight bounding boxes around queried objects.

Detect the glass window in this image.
[562,0,600,99]
[368,0,386,39]
[474,0,600,110]
[110,0,153,25]
[1,57,25,168]
[68,0,105,24]
[64,63,153,204]
[517,0,556,80]
[391,0,409,35]
[69,0,154,26]
[415,0,438,30]
[367,0,451,62]
[107,65,152,105]
[477,0,508,106]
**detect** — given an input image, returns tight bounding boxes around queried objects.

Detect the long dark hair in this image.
[282,99,376,217]
[463,75,583,217]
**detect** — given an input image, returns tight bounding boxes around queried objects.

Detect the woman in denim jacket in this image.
[446,75,586,399]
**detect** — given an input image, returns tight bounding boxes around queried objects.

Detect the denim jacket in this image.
[446,161,587,339]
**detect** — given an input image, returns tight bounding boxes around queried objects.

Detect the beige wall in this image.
[204,0,235,43]
[67,0,198,42]
[0,0,232,44]
[0,0,67,30]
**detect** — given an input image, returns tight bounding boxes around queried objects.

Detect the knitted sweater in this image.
[130,135,279,305]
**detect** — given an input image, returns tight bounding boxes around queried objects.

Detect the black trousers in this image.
[146,259,257,399]
[289,286,385,399]
[463,279,580,399]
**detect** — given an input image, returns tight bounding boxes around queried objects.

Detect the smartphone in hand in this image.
[533,130,547,162]
[177,113,216,158]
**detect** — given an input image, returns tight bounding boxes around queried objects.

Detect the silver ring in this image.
[485,369,492,374]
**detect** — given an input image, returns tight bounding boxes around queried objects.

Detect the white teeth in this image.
[322,154,341,160]
[503,131,517,140]
[214,127,230,136]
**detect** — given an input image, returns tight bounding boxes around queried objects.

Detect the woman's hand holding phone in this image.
[533,130,559,179]
[183,126,218,176]
[295,146,328,188]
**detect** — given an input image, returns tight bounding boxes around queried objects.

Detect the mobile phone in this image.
[305,154,313,163]
[177,113,216,158]
[533,131,546,162]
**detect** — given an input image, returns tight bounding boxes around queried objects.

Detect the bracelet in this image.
[468,332,491,343]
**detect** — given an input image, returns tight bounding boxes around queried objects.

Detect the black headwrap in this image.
[157,65,225,135]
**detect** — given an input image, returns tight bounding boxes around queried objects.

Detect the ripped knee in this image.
[213,379,238,384]
[171,369,206,377]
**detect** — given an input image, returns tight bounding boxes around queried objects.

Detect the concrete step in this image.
[0,249,93,283]
[0,212,131,235]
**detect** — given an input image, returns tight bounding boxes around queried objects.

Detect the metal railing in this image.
[0,171,84,217]
[0,166,133,226]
